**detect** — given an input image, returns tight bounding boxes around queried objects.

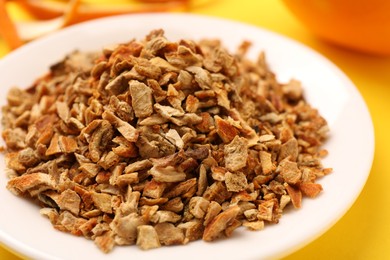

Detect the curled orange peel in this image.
[15,0,191,22]
[0,0,23,49]
[0,0,191,50]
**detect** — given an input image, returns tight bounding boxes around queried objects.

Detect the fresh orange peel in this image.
[0,0,23,49]
[16,0,191,21]
[0,0,192,51]
[14,0,81,42]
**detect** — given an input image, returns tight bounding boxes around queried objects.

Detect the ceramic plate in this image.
[0,13,374,260]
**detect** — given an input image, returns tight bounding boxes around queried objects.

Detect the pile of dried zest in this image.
[1,30,332,253]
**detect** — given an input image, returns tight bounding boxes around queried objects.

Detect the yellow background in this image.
[1,0,389,259]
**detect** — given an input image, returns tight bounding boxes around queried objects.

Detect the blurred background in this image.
[1,0,390,259]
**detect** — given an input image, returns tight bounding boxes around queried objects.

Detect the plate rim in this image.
[0,12,375,260]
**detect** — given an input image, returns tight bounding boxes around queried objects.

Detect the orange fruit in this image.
[282,0,390,56]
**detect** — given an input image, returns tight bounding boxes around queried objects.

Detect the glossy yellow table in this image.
[1,1,389,259]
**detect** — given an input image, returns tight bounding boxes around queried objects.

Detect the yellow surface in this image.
[1,0,389,259]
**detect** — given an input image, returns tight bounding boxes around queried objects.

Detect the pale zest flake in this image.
[1,29,332,253]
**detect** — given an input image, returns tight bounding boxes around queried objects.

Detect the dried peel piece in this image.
[1,30,331,253]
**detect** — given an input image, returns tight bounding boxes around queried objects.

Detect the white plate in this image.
[0,13,374,260]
